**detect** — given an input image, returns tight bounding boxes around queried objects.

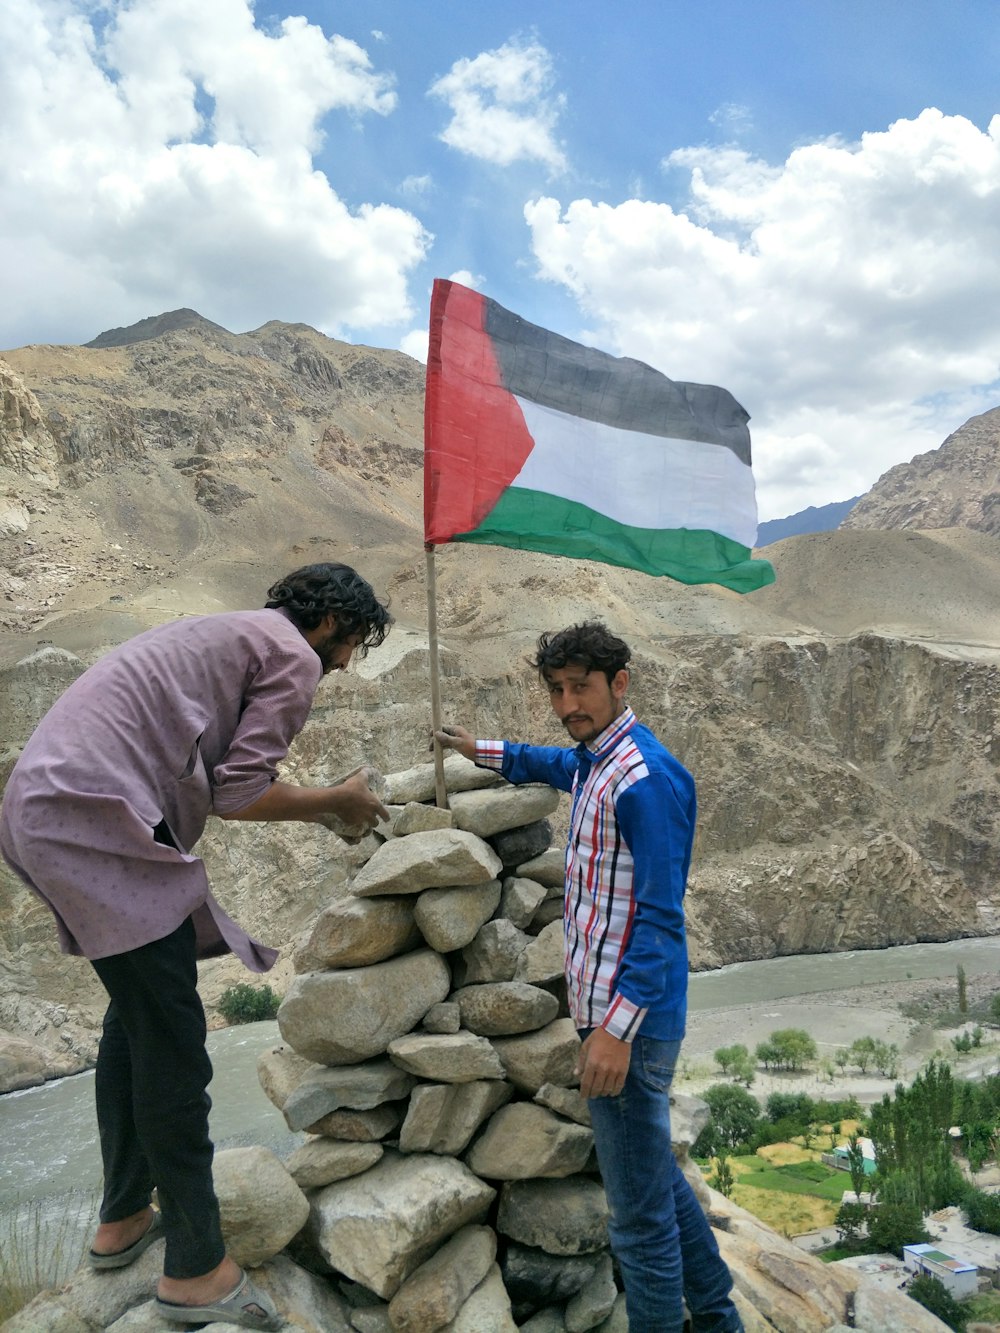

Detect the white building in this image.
[902,1243,978,1298]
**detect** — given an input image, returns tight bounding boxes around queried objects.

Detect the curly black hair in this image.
[265,562,392,655]
[530,621,631,685]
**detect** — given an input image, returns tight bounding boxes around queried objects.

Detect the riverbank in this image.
[679,972,1000,1107]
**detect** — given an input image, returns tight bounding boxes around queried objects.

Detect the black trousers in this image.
[90,913,226,1279]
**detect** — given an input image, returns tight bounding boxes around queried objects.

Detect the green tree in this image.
[957,964,968,1014]
[768,1028,817,1071]
[731,1056,757,1088]
[990,991,1000,1025]
[710,1152,735,1198]
[714,1043,749,1076]
[846,1132,868,1199]
[755,1039,781,1071]
[766,1092,814,1125]
[908,1274,968,1332]
[867,1200,930,1257]
[964,1187,1000,1235]
[834,1200,867,1250]
[698,1084,762,1153]
[849,1036,877,1073]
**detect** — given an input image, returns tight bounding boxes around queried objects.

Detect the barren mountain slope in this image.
[843,404,1000,534]
[2,313,1000,1067]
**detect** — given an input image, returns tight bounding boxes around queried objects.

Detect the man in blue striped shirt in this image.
[436,621,742,1333]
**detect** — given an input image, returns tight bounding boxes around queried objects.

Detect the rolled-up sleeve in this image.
[211,648,322,815]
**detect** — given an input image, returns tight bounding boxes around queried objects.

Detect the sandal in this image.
[88,1209,164,1270]
[153,1268,281,1330]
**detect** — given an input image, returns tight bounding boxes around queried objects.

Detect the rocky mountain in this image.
[2,312,1000,1071]
[843,405,1000,534]
[756,496,859,545]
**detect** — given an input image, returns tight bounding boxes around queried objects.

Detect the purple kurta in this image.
[0,608,323,971]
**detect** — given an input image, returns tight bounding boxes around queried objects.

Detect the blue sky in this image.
[2,1,999,520]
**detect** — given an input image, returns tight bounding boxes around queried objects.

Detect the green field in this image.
[731,1155,850,1202]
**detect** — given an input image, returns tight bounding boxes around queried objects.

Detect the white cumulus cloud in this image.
[0,0,429,347]
[429,39,567,173]
[525,109,1000,520]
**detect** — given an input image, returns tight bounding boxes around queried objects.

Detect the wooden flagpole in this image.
[424,543,449,809]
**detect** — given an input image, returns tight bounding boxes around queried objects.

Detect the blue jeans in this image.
[586,1034,743,1333]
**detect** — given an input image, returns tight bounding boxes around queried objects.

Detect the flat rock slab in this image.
[282,1059,415,1131]
[293,896,420,972]
[387,1224,496,1333]
[465,1103,594,1180]
[285,1138,384,1189]
[352,830,502,898]
[399,1081,514,1156]
[449,785,561,839]
[278,949,451,1064]
[386,756,500,805]
[309,1150,496,1299]
[492,1019,581,1094]
[387,1032,506,1083]
[498,1179,610,1256]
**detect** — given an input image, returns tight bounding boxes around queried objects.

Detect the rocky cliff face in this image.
[1,312,999,1068]
[842,405,1000,534]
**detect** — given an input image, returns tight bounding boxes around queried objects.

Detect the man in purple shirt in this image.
[0,562,391,1330]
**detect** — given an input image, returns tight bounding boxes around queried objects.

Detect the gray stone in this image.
[278,950,451,1064]
[496,875,548,928]
[257,1044,319,1111]
[352,830,502,898]
[670,1091,711,1150]
[564,1252,617,1331]
[423,1001,461,1034]
[489,820,554,871]
[385,755,500,805]
[535,1083,591,1126]
[513,920,565,985]
[441,1263,518,1331]
[308,1150,496,1299]
[518,1311,567,1333]
[283,1060,416,1130]
[351,1309,394,1333]
[466,1103,594,1180]
[387,1031,506,1083]
[387,1224,496,1333]
[452,919,531,986]
[286,1138,385,1189]
[530,899,566,931]
[514,848,566,888]
[307,1103,406,1140]
[502,1243,596,1315]
[293,896,420,972]
[213,1145,310,1267]
[414,881,502,952]
[448,785,561,839]
[498,1178,610,1256]
[394,802,455,835]
[492,1019,581,1094]
[399,1080,514,1155]
[453,982,559,1036]
[594,1293,629,1332]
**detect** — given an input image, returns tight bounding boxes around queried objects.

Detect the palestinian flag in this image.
[423,279,775,593]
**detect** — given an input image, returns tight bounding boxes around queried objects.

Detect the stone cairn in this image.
[260,752,632,1332]
[5,754,951,1331]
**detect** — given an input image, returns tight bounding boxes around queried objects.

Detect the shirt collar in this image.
[582,704,637,758]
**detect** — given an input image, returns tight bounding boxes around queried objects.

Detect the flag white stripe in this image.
[512,397,759,548]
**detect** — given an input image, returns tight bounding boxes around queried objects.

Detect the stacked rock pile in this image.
[260,753,635,1332]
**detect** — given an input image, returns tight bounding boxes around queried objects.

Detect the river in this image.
[3,935,1000,1211]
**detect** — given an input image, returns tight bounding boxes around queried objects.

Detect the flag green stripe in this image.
[454,486,775,592]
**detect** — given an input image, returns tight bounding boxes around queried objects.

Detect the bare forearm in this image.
[218,779,384,825]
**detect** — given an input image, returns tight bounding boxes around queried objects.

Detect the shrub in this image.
[867,1200,930,1257]
[964,1187,1000,1235]
[908,1273,968,1331]
[217,983,281,1025]
[696,1084,762,1153]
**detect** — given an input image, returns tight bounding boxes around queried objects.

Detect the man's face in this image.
[544,663,628,744]
[314,625,364,674]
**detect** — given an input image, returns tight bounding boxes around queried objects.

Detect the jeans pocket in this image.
[636,1036,681,1094]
